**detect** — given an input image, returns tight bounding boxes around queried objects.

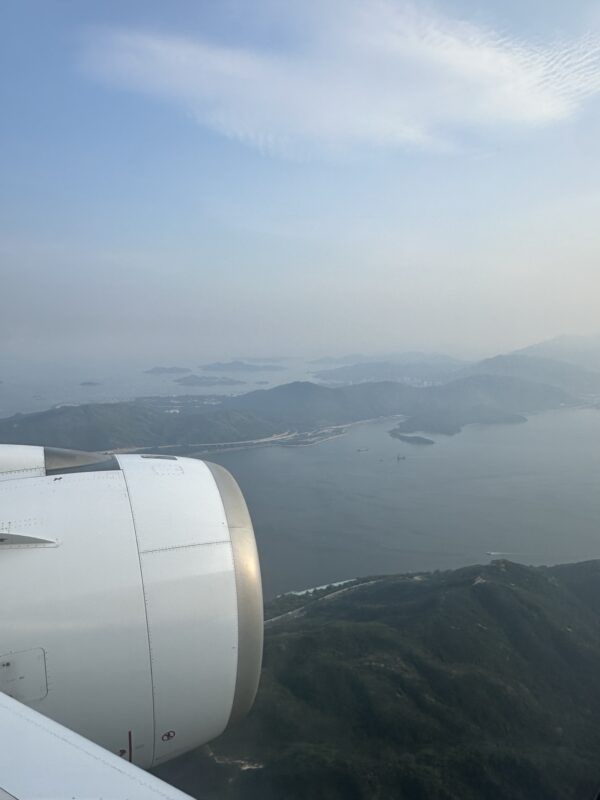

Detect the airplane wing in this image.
[0,692,193,800]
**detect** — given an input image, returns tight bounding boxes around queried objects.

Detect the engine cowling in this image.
[0,445,263,768]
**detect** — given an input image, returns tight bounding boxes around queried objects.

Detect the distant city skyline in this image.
[2,1,600,367]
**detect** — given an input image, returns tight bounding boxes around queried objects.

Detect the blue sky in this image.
[2,1,600,366]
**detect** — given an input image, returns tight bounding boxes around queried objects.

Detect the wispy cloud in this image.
[83,0,600,156]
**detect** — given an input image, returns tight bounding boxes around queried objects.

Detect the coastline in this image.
[111,414,406,457]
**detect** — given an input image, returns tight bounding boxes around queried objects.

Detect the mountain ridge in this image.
[155,559,600,800]
[0,375,574,450]
[515,335,600,372]
[454,353,600,395]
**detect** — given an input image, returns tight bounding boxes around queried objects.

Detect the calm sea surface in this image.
[210,407,600,598]
[0,361,313,417]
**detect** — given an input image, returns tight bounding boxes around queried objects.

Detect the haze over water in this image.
[211,407,600,598]
[0,360,311,417]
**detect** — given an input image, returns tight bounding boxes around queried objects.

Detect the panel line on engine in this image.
[120,468,158,767]
[139,540,228,556]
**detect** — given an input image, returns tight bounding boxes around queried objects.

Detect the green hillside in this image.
[0,402,284,450]
[155,560,600,800]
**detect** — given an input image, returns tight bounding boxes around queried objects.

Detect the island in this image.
[201,360,285,372]
[0,375,574,453]
[79,381,100,387]
[390,431,435,445]
[174,375,245,387]
[144,366,191,375]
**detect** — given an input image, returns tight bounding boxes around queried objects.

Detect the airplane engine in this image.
[0,445,263,768]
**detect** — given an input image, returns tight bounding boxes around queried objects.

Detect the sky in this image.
[2,0,600,368]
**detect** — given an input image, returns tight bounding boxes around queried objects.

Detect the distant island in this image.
[390,431,435,445]
[174,375,245,387]
[201,360,285,372]
[79,381,100,387]
[309,354,366,365]
[144,366,191,375]
[238,356,290,363]
[155,559,600,799]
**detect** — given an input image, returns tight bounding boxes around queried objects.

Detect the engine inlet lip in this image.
[204,461,264,727]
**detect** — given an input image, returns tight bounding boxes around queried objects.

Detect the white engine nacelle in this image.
[0,444,263,768]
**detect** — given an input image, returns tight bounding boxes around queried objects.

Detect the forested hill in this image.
[155,560,600,800]
[224,375,572,435]
[0,374,573,449]
[0,402,284,451]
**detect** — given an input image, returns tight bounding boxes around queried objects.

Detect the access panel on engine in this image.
[0,647,48,703]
